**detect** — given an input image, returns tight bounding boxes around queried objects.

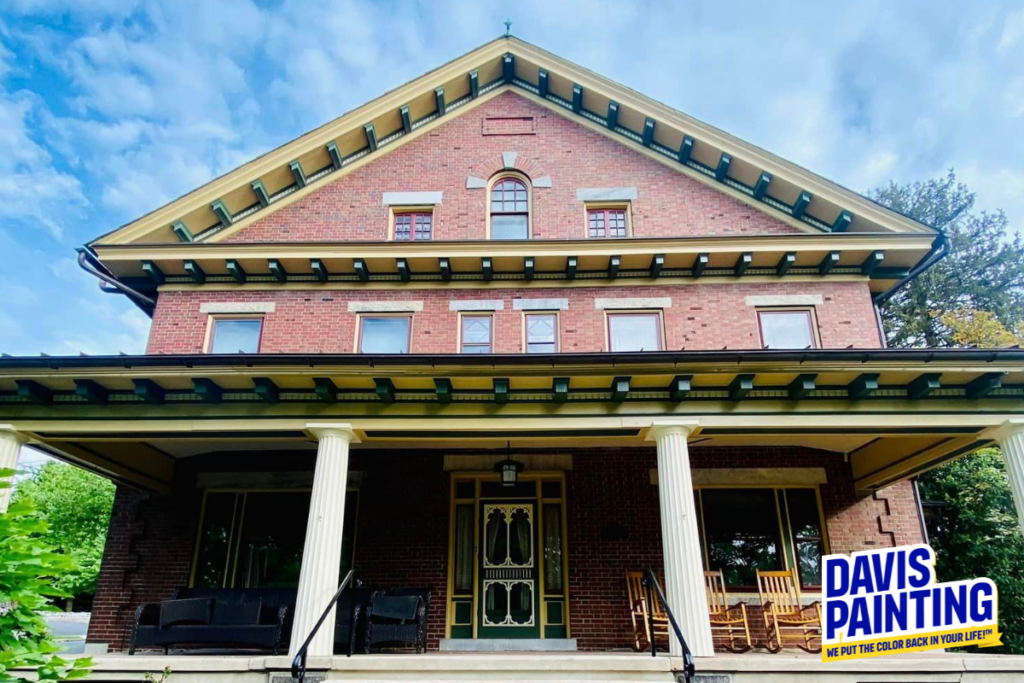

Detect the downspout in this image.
[76,247,157,317]
[873,233,948,306]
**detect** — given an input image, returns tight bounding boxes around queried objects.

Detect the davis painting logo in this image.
[822,544,1000,661]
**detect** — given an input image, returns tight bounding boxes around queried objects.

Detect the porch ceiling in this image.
[2,348,1021,495]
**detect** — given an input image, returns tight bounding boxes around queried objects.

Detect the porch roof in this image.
[1,348,1022,495]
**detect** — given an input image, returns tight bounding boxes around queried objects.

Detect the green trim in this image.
[692,253,709,278]
[171,221,194,243]
[133,379,165,405]
[538,69,550,98]
[967,372,1003,400]
[314,377,339,403]
[327,141,343,170]
[715,153,732,182]
[788,374,816,400]
[752,172,772,200]
[311,258,329,282]
[848,373,880,400]
[211,200,233,227]
[553,377,569,403]
[494,378,509,404]
[566,256,577,280]
[354,259,369,282]
[183,260,205,284]
[365,428,640,438]
[439,258,452,281]
[818,251,840,276]
[17,380,52,405]
[397,258,411,282]
[253,377,280,403]
[364,123,378,153]
[641,117,655,147]
[791,192,811,219]
[251,180,270,208]
[141,260,165,285]
[193,378,223,403]
[650,254,664,278]
[832,211,853,232]
[399,106,412,135]
[268,259,287,283]
[503,53,515,83]
[434,87,446,116]
[678,135,694,163]
[608,255,620,279]
[735,252,752,276]
[469,70,479,99]
[524,257,535,280]
[776,252,796,276]
[729,374,754,401]
[374,377,396,402]
[571,84,583,114]
[482,257,493,281]
[226,259,247,283]
[611,376,630,402]
[861,250,884,276]
[435,378,454,404]
[288,160,307,189]
[907,373,941,400]
[606,100,618,129]
[75,379,109,405]
[669,375,692,401]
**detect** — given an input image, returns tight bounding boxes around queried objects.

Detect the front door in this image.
[478,501,541,638]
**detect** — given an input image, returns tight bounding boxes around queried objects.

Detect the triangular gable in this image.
[91,36,935,247]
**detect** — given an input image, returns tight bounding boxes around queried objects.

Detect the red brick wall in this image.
[146,281,882,354]
[225,91,800,243]
[87,446,922,652]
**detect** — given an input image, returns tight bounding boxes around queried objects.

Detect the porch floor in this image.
[79,650,1024,683]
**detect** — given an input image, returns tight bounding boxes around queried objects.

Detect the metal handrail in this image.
[642,567,695,682]
[291,569,357,683]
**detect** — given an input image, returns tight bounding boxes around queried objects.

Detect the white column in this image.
[290,424,358,658]
[648,421,714,658]
[0,426,27,514]
[996,420,1024,532]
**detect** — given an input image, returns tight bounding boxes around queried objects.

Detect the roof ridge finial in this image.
[504,18,512,37]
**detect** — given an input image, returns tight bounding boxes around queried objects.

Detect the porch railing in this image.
[642,566,696,683]
[291,569,357,683]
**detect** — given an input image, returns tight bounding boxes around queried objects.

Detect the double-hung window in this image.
[490,177,529,240]
[359,316,411,354]
[208,318,263,354]
[525,313,558,353]
[758,309,817,349]
[461,314,493,354]
[607,312,663,352]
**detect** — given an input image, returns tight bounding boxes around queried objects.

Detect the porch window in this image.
[758,309,817,349]
[209,318,262,354]
[695,487,827,590]
[192,490,359,589]
[607,312,663,351]
[461,314,493,354]
[394,211,433,241]
[490,176,529,240]
[525,313,558,353]
[359,315,411,354]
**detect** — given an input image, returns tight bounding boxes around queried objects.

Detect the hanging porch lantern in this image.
[494,441,525,487]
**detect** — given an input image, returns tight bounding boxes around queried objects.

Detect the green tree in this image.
[12,463,115,601]
[0,469,92,682]
[871,170,1024,348]
[917,451,1024,654]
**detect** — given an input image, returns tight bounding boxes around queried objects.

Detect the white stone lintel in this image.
[348,301,423,313]
[576,187,637,202]
[513,298,569,311]
[595,297,672,310]
[200,302,276,314]
[466,176,487,189]
[382,191,442,206]
[744,294,823,307]
[450,300,504,311]
[502,151,518,170]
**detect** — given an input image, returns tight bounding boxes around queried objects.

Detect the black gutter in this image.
[873,233,948,305]
[76,248,157,316]
[1,347,1022,371]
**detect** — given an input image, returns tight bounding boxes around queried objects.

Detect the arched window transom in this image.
[490,177,529,240]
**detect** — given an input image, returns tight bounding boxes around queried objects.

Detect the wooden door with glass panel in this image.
[478,501,541,638]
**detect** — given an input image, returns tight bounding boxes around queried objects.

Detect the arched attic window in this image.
[489,175,530,240]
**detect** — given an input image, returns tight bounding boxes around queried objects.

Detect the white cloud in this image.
[998,7,1024,54]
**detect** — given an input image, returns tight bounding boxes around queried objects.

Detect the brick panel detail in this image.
[86,446,921,652]
[146,282,881,354]
[224,91,801,243]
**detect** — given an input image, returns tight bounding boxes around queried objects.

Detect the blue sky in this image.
[0,0,1022,357]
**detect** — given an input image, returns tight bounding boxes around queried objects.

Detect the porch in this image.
[75,651,1024,683]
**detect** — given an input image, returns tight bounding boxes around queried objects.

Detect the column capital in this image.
[305,423,360,443]
[646,419,699,442]
[991,419,1024,443]
[0,425,28,445]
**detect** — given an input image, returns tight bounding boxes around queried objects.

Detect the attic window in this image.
[483,116,535,136]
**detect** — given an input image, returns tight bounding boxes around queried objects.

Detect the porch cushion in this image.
[159,598,214,628]
[212,598,262,625]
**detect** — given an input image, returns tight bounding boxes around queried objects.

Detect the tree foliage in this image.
[0,469,92,682]
[917,451,1024,654]
[12,463,115,599]
[871,170,1024,348]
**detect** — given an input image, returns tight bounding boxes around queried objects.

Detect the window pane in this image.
[786,489,824,587]
[608,210,627,237]
[608,314,662,351]
[395,214,412,240]
[544,504,564,592]
[210,319,262,354]
[527,314,556,353]
[461,316,492,353]
[360,317,410,353]
[588,211,605,238]
[760,311,815,349]
[492,214,528,240]
[237,492,311,588]
[194,493,238,588]
[414,214,432,240]
[701,489,783,587]
[454,504,474,593]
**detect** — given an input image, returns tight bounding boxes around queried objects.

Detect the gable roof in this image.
[89,36,935,248]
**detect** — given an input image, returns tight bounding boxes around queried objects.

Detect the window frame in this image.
[604,310,666,352]
[584,202,631,239]
[355,313,414,354]
[487,173,532,240]
[694,484,830,593]
[204,315,265,354]
[522,311,560,354]
[389,206,435,241]
[458,312,495,354]
[756,307,821,350]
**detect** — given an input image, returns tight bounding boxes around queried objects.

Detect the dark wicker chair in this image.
[364,588,431,653]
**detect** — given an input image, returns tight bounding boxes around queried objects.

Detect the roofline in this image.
[2,347,1022,372]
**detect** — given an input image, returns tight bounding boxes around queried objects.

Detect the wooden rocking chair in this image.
[704,570,752,653]
[626,571,668,651]
[756,568,822,653]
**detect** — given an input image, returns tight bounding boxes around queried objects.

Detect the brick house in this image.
[2,36,1024,682]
